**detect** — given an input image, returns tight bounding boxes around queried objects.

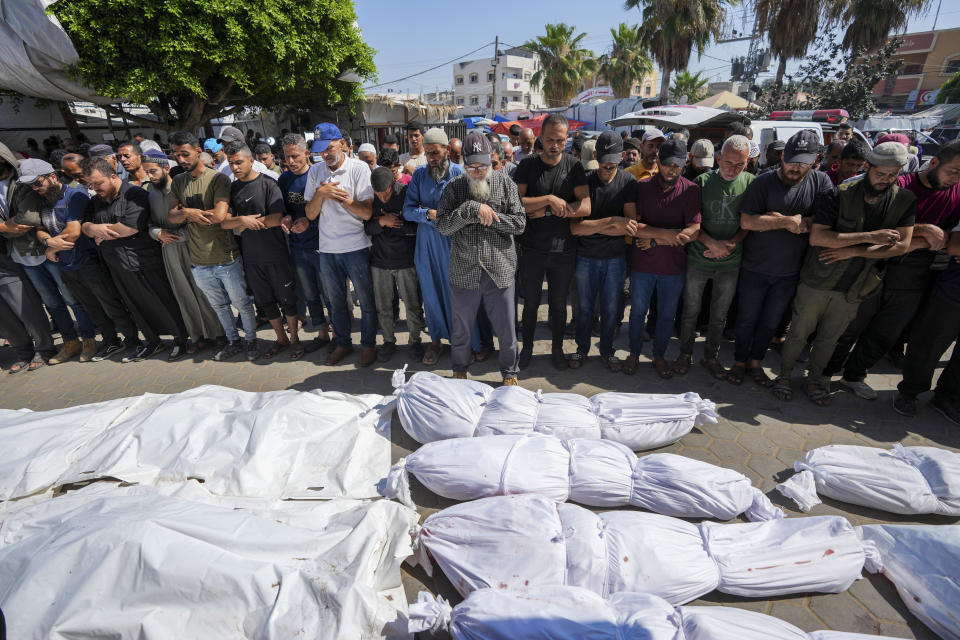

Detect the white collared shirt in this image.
[303,156,374,254]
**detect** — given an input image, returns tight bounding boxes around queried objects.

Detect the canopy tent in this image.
[860,103,960,132]
[605,105,749,129]
[694,91,758,111]
[489,114,589,135]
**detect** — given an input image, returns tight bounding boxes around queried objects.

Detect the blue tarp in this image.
[493,114,509,122]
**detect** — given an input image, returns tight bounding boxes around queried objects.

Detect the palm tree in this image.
[670,70,709,103]
[754,0,822,87]
[524,23,599,106]
[599,23,654,99]
[827,0,934,51]
[625,0,735,102]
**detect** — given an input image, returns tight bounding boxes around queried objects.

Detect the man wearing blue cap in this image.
[304,122,377,366]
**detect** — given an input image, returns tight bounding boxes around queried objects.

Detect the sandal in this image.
[263,341,290,359]
[653,357,673,379]
[422,342,442,366]
[747,366,774,388]
[27,354,45,372]
[701,357,727,380]
[567,352,584,369]
[672,354,692,376]
[605,355,622,373]
[304,335,331,353]
[8,360,28,374]
[804,381,831,406]
[771,376,793,401]
[727,363,746,386]
[622,354,639,375]
[289,341,306,360]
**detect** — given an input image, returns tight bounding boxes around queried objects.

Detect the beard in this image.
[151,173,169,190]
[467,172,492,202]
[428,158,450,183]
[863,176,894,197]
[928,166,947,190]
[41,184,63,205]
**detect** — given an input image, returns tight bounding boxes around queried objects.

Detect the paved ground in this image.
[1,309,957,638]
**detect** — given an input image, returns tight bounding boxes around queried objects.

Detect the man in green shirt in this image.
[675,135,754,378]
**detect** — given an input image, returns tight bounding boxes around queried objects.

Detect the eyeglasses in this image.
[465,164,488,173]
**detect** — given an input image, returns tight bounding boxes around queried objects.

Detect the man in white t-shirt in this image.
[216,126,279,181]
[304,122,377,366]
[399,121,427,169]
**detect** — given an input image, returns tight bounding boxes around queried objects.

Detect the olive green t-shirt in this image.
[170,167,238,266]
[687,169,755,271]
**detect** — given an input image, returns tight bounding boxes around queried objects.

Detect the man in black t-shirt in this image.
[221,143,300,360]
[515,114,591,369]
[569,131,637,371]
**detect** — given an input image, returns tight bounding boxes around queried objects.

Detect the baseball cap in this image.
[623,137,642,152]
[783,130,820,164]
[690,139,714,167]
[658,138,687,167]
[595,130,623,165]
[88,144,115,158]
[358,143,376,155]
[642,128,666,142]
[203,138,223,153]
[463,132,492,166]
[17,158,55,184]
[768,140,786,151]
[581,139,599,170]
[310,122,342,153]
[749,141,760,159]
[866,141,907,167]
[217,126,245,144]
[370,167,395,192]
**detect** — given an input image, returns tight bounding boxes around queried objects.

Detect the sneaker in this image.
[168,341,188,361]
[840,379,877,401]
[410,342,426,360]
[133,341,165,362]
[377,342,397,363]
[892,393,917,418]
[502,376,519,386]
[518,346,533,369]
[551,349,568,370]
[79,338,98,362]
[931,395,960,426]
[93,341,124,362]
[120,344,142,363]
[214,339,243,361]
[245,340,260,361]
[48,339,81,365]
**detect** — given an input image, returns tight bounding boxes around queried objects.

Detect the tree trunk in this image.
[659,68,671,104]
[775,56,787,87]
[55,101,81,141]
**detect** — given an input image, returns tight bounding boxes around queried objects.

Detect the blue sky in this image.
[355,0,960,95]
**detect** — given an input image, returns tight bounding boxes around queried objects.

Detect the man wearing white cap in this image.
[626,128,665,181]
[357,143,377,171]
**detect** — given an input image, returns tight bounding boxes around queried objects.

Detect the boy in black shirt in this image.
[221,142,301,359]
[364,167,425,362]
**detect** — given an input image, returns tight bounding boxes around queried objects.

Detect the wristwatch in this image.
[40,237,49,249]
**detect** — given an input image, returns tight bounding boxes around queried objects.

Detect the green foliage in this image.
[48,0,375,130]
[754,0,821,86]
[826,0,933,52]
[599,23,654,99]
[751,34,904,121]
[669,70,709,103]
[524,23,599,106]
[936,72,960,105]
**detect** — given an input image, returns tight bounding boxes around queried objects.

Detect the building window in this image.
[487,71,495,81]
[470,96,478,105]
[455,75,464,85]
[945,57,960,75]
[644,85,652,96]
[469,73,478,83]
[524,72,531,80]
[456,97,464,105]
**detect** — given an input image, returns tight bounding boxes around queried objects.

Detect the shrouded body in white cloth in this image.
[409,586,901,640]
[776,444,960,515]
[392,367,717,450]
[384,433,781,521]
[0,481,419,639]
[859,524,960,640]
[0,385,393,502]
[412,494,870,604]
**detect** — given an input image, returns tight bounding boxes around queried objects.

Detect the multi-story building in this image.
[451,47,547,115]
[872,27,960,112]
[579,69,660,101]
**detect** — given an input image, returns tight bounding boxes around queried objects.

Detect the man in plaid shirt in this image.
[436,132,526,385]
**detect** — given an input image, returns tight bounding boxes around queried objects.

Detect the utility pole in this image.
[491,35,499,117]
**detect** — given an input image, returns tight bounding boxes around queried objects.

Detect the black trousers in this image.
[898,293,960,402]
[0,271,55,360]
[519,248,575,350]
[106,261,188,343]
[61,261,139,346]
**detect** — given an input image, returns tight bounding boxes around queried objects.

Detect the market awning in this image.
[489,114,589,135]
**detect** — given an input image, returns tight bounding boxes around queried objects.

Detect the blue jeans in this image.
[575,256,626,357]
[22,261,95,341]
[629,272,684,359]
[733,268,798,363]
[317,248,377,348]
[191,258,257,342]
[290,246,328,326]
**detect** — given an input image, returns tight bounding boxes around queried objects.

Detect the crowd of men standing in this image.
[1,115,959,421]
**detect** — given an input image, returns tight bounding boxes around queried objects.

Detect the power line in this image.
[364,41,494,90]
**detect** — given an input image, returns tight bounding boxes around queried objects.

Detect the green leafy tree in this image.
[625,0,736,101]
[48,0,375,132]
[936,71,960,104]
[827,0,933,52]
[754,0,822,87]
[599,23,654,99]
[525,23,599,106]
[669,70,709,103]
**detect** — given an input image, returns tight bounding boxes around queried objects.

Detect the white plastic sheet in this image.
[392,368,717,450]
[776,444,960,516]
[0,385,393,501]
[384,434,781,521]
[408,587,899,639]
[859,524,960,640]
[413,494,867,604]
[0,481,419,639]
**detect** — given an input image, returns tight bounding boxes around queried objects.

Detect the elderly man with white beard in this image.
[436,132,526,385]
